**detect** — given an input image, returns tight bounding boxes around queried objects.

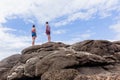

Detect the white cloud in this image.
[0,0,33,23]
[63,31,95,44]
[72,33,91,41]
[0,26,31,60]
[59,34,91,44]
[109,22,120,40]
[97,0,119,18]
[53,30,66,35]
[54,8,97,26]
[110,23,120,33]
[54,0,120,26]
[0,0,119,25]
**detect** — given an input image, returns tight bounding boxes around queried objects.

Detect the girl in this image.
[31,25,37,46]
[45,22,51,42]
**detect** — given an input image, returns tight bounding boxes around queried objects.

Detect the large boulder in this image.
[72,40,120,56]
[0,40,120,80]
[0,54,21,80]
[21,42,69,63]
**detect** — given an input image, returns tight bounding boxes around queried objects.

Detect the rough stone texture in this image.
[41,69,79,80]
[0,54,21,80]
[0,40,120,80]
[72,40,120,56]
[74,74,120,80]
[24,57,40,77]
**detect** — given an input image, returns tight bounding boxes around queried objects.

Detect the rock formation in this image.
[0,40,120,80]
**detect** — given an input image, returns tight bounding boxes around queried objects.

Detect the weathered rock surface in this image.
[0,54,21,80]
[0,40,120,80]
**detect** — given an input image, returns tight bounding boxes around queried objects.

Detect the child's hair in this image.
[46,22,48,24]
[33,25,35,27]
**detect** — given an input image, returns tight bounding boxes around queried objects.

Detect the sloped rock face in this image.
[0,54,21,80]
[72,40,120,56]
[0,40,120,80]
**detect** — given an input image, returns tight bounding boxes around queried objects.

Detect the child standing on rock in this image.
[31,25,37,46]
[45,22,51,42]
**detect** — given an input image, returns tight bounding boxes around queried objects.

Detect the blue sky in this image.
[0,0,120,60]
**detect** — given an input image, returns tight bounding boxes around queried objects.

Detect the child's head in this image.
[33,25,35,27]
[46,22,48,24]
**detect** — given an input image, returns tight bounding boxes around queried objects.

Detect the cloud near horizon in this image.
[0,26,31,60]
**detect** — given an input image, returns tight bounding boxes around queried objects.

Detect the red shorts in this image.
[46,30,50,35]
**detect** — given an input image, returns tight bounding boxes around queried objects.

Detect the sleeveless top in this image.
[46,25,50,35]
[32,28,36,37]
[32,28,36,32]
